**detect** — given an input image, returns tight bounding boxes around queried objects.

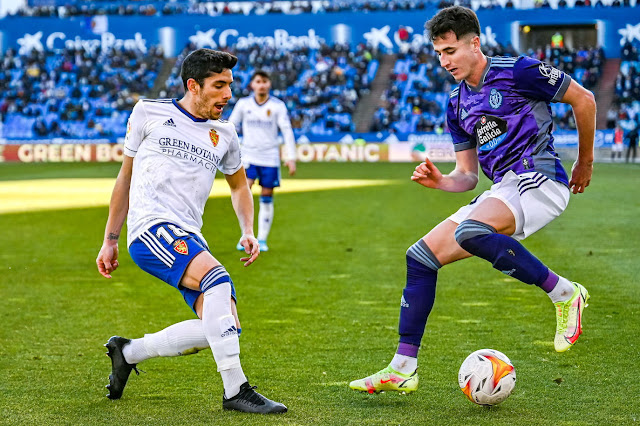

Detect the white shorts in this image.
[448,171,570,241]
[612,143,624,153]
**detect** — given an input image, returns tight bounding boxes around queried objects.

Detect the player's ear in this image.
[472,36,481,53]
[187,78,200,95]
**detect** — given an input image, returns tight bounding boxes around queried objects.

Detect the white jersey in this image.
[123,98,242,246]
[228,96,296,167]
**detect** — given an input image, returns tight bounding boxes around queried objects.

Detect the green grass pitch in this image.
[1,161,639,425]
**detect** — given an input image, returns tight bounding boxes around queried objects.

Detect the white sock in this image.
[202,282,247,398]
[257,198,274,242]
[390,353,418,375]
[122,319,209,364]
[548,276,575,303]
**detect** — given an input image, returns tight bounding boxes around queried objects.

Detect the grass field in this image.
[1,161,639,425]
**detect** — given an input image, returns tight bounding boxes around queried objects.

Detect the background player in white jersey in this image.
[350,6,595,394]
[95,49,286,414]
[229,70,297,252]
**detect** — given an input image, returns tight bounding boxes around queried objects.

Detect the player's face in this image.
[250,76,271,96]
[192,69,233,120]
[433,31,480,82]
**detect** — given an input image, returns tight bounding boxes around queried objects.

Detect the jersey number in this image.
[155,224,188,244]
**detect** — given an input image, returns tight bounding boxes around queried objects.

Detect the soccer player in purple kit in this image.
[350,6,595,394]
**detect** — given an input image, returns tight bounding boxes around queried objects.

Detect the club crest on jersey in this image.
[173,240,188,255]
[489,88,503,109]
[266,109,271,117]
[209,129,219,147]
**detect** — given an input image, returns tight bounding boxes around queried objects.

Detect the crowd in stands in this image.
[533,44,605,129]
[372,42,603,134]
[162,42,377,136]
[7,0,636,18]
[0,38,607,140]
[611,40,640,133]
[0,45,163,139]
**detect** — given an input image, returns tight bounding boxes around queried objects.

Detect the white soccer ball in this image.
[458,349,516,406]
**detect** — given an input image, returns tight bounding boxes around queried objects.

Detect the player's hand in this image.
[96,242,119,279]
[285,160,296,176]
[239,234,260,267]
[569,159,593,194]
[411,157,443,189]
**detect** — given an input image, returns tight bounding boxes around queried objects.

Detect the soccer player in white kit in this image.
[96,49,287,414]
[229,71,297,252]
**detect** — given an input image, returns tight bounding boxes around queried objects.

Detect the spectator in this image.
[626,124,639,163]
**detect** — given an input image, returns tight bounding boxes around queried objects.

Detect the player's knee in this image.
[211,314,241,371]
[200,265,232,293]
[454,219,496,251]
[406,239,441,272]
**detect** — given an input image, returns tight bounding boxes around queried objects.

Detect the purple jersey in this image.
[447,56,571,185]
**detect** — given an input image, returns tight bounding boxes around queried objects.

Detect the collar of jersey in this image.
[172,99,208,122]
[253,96,270,107]
[464,56,492,93]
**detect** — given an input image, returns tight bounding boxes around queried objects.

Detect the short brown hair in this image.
[251,70,271,81]
[425,6,481,42]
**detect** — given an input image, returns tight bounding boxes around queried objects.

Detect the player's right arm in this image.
[411,149,478,192]
[96,155,133,278]
[96,101,146,278]
[412,88,479,192]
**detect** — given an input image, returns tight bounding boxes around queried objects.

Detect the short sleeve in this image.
[513,56,571,103]
[446,95,475,152]
[123,101,147,157]
[219,129,243,175]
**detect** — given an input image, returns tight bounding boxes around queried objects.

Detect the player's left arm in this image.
[561,80,596,194]
[277,105,297,176]
[225,168,260,266]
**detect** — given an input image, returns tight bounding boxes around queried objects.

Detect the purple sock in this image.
[397,342,419,358]
[455,220,551,286]
[398,255,438,347]
[539,270,560,293]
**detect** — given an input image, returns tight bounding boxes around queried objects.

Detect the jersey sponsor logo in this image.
[538,63,561,86]
[173,239,189,255]
[474,115,508,152]
[163,118,176,127]
[489,88,503,109]
[209,129,219,147]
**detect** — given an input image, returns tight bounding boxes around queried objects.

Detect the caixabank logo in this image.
[474,115,508,152]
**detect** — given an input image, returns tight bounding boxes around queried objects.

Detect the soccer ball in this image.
[458,349,516,406]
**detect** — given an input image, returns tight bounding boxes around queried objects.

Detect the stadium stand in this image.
[0,45,163,139]
[8,0,637,18]
[161,42,378,136]
[371,42,604,133]
[0,38,605,139]
[613,40,640,129]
